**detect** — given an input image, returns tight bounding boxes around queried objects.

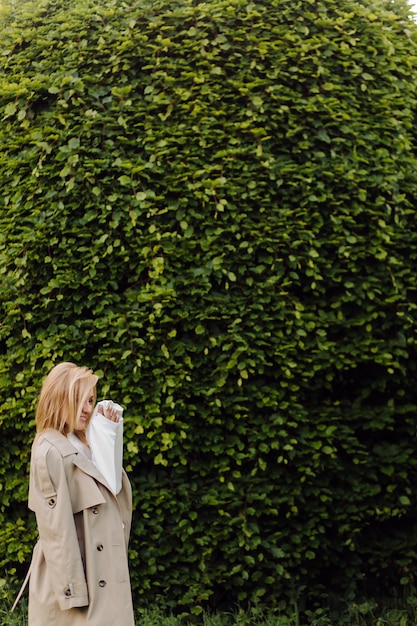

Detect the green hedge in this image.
[1,0,417,616]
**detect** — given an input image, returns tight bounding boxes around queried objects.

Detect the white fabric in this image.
[86,400,124,495]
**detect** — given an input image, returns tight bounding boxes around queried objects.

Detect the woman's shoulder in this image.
[33,429,76,459]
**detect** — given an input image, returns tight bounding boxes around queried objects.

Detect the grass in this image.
[2,577,417,626]
[2,599,417,626]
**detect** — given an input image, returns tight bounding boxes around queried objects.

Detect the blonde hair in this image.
[35,362,99,435]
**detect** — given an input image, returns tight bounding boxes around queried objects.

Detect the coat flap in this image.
[70,456,107,513]
[72,454,113,498]
[70,480,107,514]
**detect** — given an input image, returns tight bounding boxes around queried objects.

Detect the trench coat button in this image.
[48,498,56,508]
[97,544,104,551]
[98,580,106,587]
[64,587,72,597]
[91,506,99,515]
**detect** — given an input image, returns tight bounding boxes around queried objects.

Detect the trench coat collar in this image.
[41,429,114,493]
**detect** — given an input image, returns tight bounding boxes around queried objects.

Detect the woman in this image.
[27,362,135,626]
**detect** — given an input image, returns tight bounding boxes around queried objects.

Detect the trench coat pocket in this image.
[112,543,129,583]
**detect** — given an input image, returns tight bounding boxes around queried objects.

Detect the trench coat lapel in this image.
[42,429,114,494]
[71,452,114,493]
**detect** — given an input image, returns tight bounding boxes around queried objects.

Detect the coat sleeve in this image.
[87,407,123,495]
[29,438,89,610]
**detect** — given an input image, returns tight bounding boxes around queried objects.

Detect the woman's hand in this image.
[98,402,120,423]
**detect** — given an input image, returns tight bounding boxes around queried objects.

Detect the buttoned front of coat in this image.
[27,429,135,626]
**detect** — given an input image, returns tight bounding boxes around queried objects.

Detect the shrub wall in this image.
[1,0,417,616]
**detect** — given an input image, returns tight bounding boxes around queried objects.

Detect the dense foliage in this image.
[1,0,417,616]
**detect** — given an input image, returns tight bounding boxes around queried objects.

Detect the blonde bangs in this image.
[69,373,99,433]
[35,362,99,434]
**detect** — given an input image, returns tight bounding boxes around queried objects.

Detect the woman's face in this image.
[76,386,95,431]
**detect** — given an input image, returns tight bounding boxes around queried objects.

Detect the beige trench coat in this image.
[27,429,135,626]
